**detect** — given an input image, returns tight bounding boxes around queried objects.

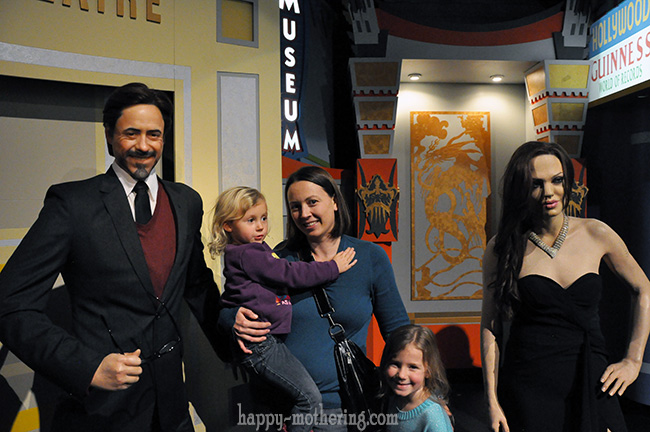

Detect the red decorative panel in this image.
[356,159,399,242]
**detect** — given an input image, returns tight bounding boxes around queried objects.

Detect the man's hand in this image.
[91,349,143,391]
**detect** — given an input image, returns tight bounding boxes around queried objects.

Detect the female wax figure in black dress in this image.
[480,141,650,432]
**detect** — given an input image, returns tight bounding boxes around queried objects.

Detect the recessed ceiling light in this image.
[490,74,504,83]
[408,73,422,81]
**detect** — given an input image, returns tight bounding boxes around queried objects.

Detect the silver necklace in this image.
[528,215,568,259]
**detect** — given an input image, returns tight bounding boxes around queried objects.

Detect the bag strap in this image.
[313,286,347,344]
[313,285,334,317]
[299,246,347,344]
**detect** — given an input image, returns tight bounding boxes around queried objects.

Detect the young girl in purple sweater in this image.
[209,186,356,432]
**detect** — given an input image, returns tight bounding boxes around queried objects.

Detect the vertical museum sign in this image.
[280,0,307,159]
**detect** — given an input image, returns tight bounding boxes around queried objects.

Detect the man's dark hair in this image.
[103,82,173,155]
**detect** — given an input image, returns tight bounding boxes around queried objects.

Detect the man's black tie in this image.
[134,181,152,224]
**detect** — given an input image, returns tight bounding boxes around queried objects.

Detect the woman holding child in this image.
[222,166,409,431]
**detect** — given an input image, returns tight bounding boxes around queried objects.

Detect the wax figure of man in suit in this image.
[0,83,226,432]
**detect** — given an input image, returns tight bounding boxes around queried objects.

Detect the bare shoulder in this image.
[574,217,616,240]
[570,217,623,255]
[484,235,497,262]
[486,235,496,252]
[483,235,498,277]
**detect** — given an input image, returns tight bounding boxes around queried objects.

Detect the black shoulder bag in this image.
[312,286,385,427]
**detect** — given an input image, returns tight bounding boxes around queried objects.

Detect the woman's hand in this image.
[233,307,271,354]
[487,401,509,432]
[600,357,641,396]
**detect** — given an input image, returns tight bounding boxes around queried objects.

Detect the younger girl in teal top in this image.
[381,325,454,432]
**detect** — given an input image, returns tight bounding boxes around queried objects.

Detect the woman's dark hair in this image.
[492,141,574,317]
[283,166,351,250]
[380,325,450,404]
[103,82,173,155]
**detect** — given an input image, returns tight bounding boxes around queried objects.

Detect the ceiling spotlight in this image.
[408,73,422,81]
[490,74,504,83]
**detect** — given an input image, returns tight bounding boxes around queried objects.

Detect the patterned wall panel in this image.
[410,112,491,301]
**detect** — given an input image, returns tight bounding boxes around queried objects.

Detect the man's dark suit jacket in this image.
[0,169,224,431]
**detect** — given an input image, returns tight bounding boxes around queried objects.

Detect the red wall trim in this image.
[376,9,563,46]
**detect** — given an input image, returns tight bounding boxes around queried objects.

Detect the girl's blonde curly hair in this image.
[208,186,266,258]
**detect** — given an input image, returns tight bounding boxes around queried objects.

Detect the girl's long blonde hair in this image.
[208,186,266,258]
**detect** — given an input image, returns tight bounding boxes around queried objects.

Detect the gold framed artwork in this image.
[411,112,491,300]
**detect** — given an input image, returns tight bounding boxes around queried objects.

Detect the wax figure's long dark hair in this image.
[493,141,574,317]
[283,166,351,251]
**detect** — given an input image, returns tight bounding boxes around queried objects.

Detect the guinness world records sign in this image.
[588,0,650,102]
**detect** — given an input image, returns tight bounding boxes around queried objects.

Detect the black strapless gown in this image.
[498,273,627,432]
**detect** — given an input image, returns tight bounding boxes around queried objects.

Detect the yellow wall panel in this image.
[548,64,590,89]
[525,67,546,97]
[221,0,254,41]
[0,1,174,64]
